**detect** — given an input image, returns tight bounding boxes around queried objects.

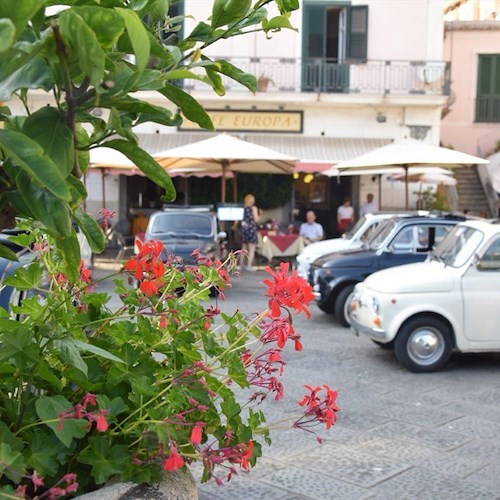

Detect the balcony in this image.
[182,58,451,97]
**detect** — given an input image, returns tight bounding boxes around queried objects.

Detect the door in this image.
[302,3,353,92]
[462,236,500,344]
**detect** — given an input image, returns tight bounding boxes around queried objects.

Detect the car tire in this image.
[318,299,335,315]
[334,284,355,327]
[394,316,452,373]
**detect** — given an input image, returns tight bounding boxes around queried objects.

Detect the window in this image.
[476,54,500,123]
[302,2,368,92]
[478,237,500,271]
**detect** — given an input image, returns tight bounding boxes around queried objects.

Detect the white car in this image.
[296,213,408,279]
[349,219,500,373]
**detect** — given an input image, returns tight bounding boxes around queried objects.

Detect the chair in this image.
[114,231,136,262]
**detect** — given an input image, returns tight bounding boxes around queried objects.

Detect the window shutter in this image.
[347,5,368,62]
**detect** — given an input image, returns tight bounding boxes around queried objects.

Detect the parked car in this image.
[309,213,466,326]
[296,211,426,279]
[144,206,228,264]
[349,219,500,372]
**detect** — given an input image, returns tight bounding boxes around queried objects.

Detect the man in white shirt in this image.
[300,210,324,245]
[359,193,378,217]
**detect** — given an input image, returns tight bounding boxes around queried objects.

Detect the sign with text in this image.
[179,110,303,133]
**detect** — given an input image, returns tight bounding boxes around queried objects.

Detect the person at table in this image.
[337,197,355,234]
[239,193,260,271]
[300,210,324,245]
[359,193,378,217]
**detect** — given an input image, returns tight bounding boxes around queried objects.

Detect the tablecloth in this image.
[257,233,304,262]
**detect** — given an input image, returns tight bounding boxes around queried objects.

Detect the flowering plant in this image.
[0,228,338,498]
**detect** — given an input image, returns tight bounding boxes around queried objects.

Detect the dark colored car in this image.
[308,214,467,326]
[144,206,228,264]
[0,230,35,312]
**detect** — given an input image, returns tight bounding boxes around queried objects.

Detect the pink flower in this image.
[190,423,203,445]
[163,447,185,471]
[96,413,108,432]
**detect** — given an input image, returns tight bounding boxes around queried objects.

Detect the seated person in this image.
[300,210,324,245]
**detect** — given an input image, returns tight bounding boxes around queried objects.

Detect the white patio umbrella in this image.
[323,139,489,209]
[388,171,457,186]
[154,133,296,202]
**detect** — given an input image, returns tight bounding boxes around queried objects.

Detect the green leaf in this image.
[0,242,18,261]
[0,129,70,201]
[73,6,125,48]
[211,0,252,29]
[56,231,81,282]
[205,67,225,96]
[0,443,25,483]
[101,139,176,202]
[16,171,72,237]
[35,396,89,448]
[22,107,74,178]
[160,83,214,131]
[3,262,43,291]
[59,9,106,86]
[55,338,88,377]
[0,0,41,34]
[215,59,257,92]
[0,47,52,101]
[0,19,15,53]
[74,340,126,364]
[186,22,213,43]
[26,432,66,477]
[67,174,88,208]
[263,15,296,33]
[0,329,39,370]
[74,209,105,253]
[150,0,169,23]
[115,7,150,73]
[78,437,128,484]
[36,359,64,391]
[276,0,300,13]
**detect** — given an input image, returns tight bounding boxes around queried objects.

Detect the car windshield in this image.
[344,216,367,240]
[150,213,213,237]
[368,219,397,250]
[433,225,484,267]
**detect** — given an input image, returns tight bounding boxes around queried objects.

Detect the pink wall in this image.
[441,22,500,156]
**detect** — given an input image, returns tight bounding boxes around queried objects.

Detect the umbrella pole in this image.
[102,169,107,208]
[404,165,409,210]
[221,161,228,203]
[233,171,238,203]
[378,174,382,211]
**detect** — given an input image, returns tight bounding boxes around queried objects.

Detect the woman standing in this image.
[240,193,260,271]
[337,197,355,235]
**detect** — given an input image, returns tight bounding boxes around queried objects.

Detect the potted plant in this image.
[0,230,339,497]
[257,75,274,92]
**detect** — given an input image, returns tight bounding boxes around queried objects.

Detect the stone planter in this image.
[76,468,198,500]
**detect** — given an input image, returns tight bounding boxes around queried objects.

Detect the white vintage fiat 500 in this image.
[349,219,500,372]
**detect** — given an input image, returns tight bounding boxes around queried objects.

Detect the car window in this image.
[368,219,397,249]
[477,236,500,271]
[390,226,414,252]
[151,214,213,236]
[344,216,367,240]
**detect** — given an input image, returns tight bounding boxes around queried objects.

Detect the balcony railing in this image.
[182,58,451,97]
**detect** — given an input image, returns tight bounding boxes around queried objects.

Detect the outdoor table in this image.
[257,231,304,263]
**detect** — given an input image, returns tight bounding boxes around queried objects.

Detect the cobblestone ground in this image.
[94,258,500,500]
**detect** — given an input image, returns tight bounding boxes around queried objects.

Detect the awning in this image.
[89,133,390,174]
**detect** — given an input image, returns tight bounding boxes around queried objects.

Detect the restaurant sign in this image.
[179,109,303,133]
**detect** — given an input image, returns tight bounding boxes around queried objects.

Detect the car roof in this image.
[383,213,468,225]
[458,218,500,236]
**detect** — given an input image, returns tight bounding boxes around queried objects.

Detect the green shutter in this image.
[476,54,500,122]
[347,5,368,62]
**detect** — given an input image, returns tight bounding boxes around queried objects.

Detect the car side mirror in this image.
[217,231,227,241]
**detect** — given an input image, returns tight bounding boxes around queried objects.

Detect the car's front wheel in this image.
[394,316,452,373]
[334,284,356,327]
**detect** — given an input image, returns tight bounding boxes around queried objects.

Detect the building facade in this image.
[11,0,451,237]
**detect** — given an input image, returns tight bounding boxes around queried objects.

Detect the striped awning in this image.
[90,132,390,174]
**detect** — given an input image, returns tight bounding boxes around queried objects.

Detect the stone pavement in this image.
[94,257,500,500]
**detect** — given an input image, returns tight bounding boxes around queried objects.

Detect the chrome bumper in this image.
[349,313,387,340]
